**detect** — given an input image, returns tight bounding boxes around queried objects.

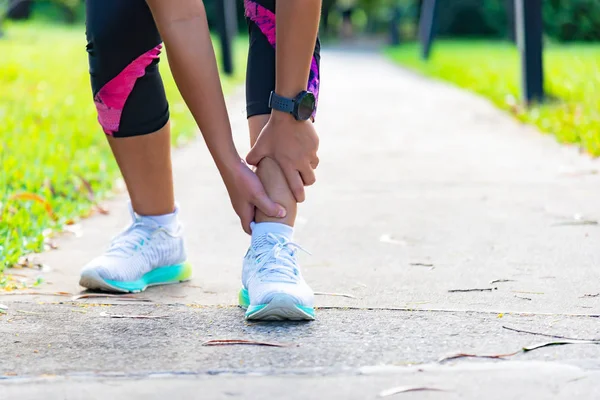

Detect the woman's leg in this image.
[80,0,189,293]
[107,125,174,217]
[249,118,297,226]
[86,0,174,216]
[239,0,321,320]
[244,0,321,227]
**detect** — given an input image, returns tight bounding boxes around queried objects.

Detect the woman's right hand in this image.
[221,159,287,234]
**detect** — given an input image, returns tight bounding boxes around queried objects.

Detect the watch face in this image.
[296,92,316,121]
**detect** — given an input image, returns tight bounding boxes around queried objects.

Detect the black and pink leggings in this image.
[85,0,321,138]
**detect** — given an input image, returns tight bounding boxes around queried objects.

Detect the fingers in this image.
[246,144,267,167]
[283,166,306,203]
[252,190,287,219]
[310,155,320,170]
[300,164,316,186]
[240,205,254,235]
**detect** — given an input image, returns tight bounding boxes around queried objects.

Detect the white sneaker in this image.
[239,226,315,321]
[79,205,191,293]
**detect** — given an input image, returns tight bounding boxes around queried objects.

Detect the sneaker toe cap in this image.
[250,282,314,307]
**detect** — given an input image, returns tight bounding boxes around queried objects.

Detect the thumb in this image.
[253,191,287,219]
[246,144,267,167]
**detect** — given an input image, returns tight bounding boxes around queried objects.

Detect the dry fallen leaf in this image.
[379,386,446,397]
[95,204,110,215]
[72,293,151,302]
[99,312,167,319]
[438,351,519,363]
[8,193,55,220]
[77,174,96,202]
[202,339,296,348]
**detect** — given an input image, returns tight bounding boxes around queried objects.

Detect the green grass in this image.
[0,22,248,277]
[386,41,600,156]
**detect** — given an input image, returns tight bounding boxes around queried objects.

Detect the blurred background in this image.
[1,0,599,286]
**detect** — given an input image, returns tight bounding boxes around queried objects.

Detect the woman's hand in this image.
[221,160,287,234]
[246,111,319,203]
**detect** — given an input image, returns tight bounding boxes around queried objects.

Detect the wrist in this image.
[269,109,302,123]
[213,146,242,175]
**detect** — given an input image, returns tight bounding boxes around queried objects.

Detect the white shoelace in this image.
[106,222,154,258]
[253,233,310,283]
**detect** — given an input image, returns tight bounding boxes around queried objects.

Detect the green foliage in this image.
[0,22,248,272]
[435,0,600,41]
[543,0,600,41]
[435,0,508,38]
[386,41,600,155]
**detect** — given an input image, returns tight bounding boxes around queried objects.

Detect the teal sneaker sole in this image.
[80,262,192,293]
[239,288,315,321]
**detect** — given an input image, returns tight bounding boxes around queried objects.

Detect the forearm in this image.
[147,0,239,171]
[274,0,321,103]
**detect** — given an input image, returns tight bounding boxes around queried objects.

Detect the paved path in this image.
[2,49,600,399]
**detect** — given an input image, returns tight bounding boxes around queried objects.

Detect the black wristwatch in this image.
[268,90,316,121]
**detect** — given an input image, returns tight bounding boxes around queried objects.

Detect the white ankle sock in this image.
[140,207,179,232]
[251,222,294,246]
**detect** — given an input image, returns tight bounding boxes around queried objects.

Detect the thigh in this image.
[85,0,169,137]
[244,0,321,119]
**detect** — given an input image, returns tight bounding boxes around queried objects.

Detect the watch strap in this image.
[268,91,294,114]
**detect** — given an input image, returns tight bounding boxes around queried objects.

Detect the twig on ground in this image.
[314,292,356,299]
[440,339,599,363]
[410,263,434,267]
[379,386,446,397]
[502,326,600,341]
[490,279,515,284]
[99,312,167,319]
[201,339,296,348]
[523,340,600,352]
[580,293,600,298]
[448,288,495,293]
[514,295,532,301]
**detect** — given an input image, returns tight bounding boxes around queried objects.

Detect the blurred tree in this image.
[435,0,507,38]
[50,0,79,23]
[543,0,600,41]
[417,0,600,41]
[7,0,33,20]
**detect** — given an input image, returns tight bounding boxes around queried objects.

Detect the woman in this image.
[79,0,322,321]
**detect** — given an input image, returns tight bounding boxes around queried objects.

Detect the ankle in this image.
[251,222,294,243]
[138,205,180,232]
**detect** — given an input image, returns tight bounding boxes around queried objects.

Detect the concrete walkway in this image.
[2,49,600,399]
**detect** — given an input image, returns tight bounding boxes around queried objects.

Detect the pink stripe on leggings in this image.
[94,45,162,135]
